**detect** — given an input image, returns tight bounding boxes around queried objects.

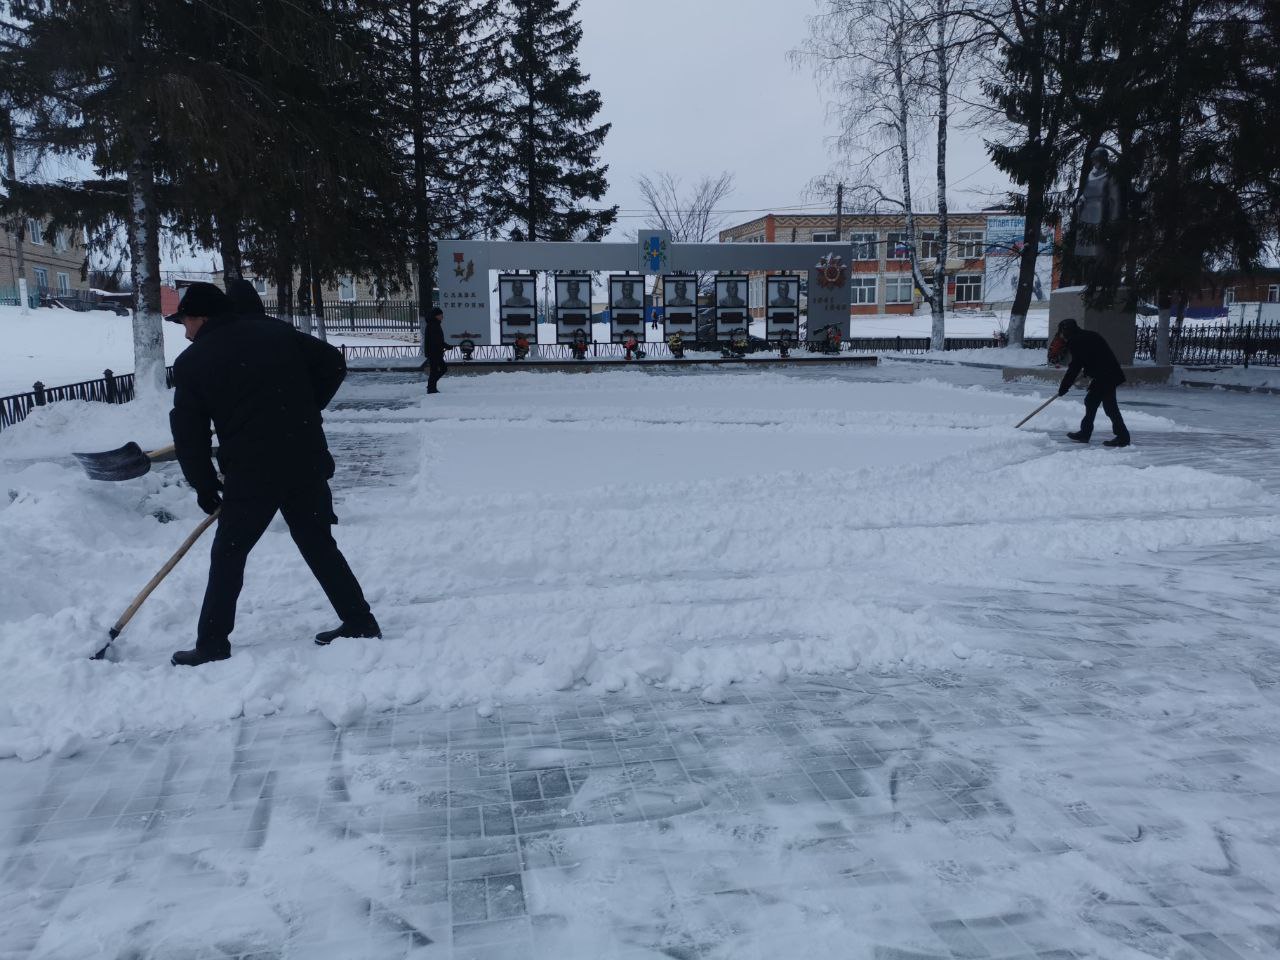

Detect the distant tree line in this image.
[799,0,1280,356]
[0,0,616,391]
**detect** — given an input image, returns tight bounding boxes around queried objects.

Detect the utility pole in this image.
[835,182,844,240]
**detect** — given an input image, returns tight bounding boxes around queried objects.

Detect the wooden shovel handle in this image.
[1015,394,1058,428]
[146,443,177,461]
[109,509,220,637]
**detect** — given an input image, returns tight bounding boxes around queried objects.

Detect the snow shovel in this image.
[1015,394,1058,428]
[91,508,220,660]
[72,442,176,482]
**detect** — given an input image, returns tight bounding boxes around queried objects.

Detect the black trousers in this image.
[426,359,446,393]
[1080,381,1130,440]
[197,477,371,653]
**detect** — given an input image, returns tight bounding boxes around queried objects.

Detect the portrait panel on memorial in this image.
[714,273,750,341]
[662,274,698,339]
[498,272,537,346]
[555,272,593,345]
[609,274,646,344]
[556,275,591,311]
[765,274,801,338]
[499,275,536,311]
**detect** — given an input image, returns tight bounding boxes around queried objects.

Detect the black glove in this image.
[1058,384,1069,397]
[196,483,223,516]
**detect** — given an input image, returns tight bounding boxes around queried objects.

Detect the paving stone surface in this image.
[3,365,1279,959]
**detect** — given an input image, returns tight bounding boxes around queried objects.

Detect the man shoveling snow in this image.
[166,282,381,666]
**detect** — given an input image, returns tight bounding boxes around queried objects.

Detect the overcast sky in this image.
[576,0,1013,239]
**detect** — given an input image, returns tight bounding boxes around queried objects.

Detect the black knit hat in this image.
[1057,318,1080,337]
[165,282,234,322]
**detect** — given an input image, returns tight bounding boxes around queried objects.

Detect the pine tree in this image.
[976,0,1093,347]
[499,0,616,241]
[374,0,508,327]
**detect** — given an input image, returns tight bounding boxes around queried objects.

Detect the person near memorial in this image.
[1056,318,1131,447]
[165,283,380,666]
[423,306,448,394]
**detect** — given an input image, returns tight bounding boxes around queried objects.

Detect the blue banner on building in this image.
[985,216,1024,256]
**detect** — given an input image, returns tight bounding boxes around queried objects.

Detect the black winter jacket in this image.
[1059,328,1126,393]
[424,318,447,363]
[170,315,346,495]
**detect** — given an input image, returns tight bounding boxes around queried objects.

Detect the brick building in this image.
[717,211,1061,317]
[1182,268,1280,313]
[0,218,88,299]
[159,271,412,316]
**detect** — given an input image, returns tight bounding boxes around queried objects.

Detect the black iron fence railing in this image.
[0,367,175,434]
[340,337,1051,364]
[1135,321,1280,367]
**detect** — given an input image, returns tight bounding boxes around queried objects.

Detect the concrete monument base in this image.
[1050,286,1136,365]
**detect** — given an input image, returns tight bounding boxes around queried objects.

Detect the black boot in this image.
[315,613,382,646]
[1067,431,1090,443]
[171,647,231,667]
[1103,436,1131,447]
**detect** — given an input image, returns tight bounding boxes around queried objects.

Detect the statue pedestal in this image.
[1049,286,1136,365]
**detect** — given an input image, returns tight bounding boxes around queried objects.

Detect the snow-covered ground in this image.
[2,366,1269,761]
[846,308,1051,339]
[1177,365,1280,390]
[4,363,1280,959]
[0,304,407,395]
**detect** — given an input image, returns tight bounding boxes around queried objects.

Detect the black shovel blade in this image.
[73,442,153,481]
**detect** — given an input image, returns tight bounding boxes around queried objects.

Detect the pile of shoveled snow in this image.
[0,369,1270,759]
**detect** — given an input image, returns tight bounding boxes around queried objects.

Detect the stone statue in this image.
[1072,147,1121,261]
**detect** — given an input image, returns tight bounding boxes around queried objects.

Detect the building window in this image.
[33,266,49,291]
[885,275,914,303]
[850,277,877,305]
[56,272,70,295]
[1267,284,1278,303]
[956,230,985,259]
[919,232,942,261]
[1224,287,1235,306]
[253,277,268,295]
[955,273,983,303]
[850,232,878,261]
[26,219,44,245]
[887,232,911,260]
[338,276,356,301]
[53,230,69,253]
[812,231,840,242]
[749,275,766,308]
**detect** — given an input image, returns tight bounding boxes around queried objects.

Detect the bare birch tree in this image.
[796,0,969,351]
[636,170,735,296]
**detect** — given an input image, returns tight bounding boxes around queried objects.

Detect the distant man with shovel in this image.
[1056,318,1131,447]
[166,282,380,666]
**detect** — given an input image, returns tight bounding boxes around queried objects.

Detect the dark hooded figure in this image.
[166,282,380,667]
[423,306,448,393]
[1056,318,1131,447]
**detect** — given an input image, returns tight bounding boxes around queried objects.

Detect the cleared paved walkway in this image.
[3,366,1279,960]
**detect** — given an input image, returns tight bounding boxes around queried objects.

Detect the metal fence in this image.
[0,367,175,434]
[1135,321,1280,367]
[338,337,1052,364]
[267,299,420,335]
